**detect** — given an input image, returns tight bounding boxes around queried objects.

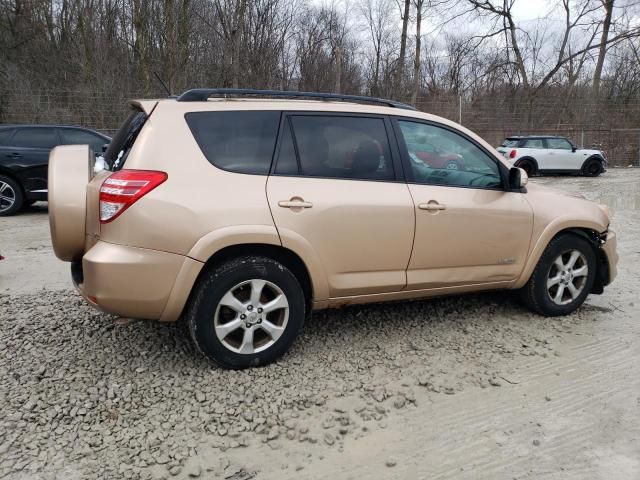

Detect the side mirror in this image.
[102,143,109,153]
[509,167,528,189]
[571,145,577,152]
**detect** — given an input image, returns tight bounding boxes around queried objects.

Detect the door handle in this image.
[8,152,21,158]
[278,199,313,209]
[418,202,446,211]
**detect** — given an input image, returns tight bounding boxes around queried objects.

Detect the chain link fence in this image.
[1,89,639,166]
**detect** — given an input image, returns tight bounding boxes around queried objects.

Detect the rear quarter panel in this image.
[98,102,279,258]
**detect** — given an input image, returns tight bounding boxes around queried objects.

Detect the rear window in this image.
[185,111,280,175]
[105,108,147,171]
[500,138,520,147]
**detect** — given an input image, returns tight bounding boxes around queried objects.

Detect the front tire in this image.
[583,158,603,177]
[0,175,24,216]
[519,234,597,316]
[187,256,305,369]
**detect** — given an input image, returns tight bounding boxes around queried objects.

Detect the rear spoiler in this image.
[129,100,158,116]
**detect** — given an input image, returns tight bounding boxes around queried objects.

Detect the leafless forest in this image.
[1,0,639,164]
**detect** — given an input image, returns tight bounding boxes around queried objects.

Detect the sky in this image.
[511,0,553,21]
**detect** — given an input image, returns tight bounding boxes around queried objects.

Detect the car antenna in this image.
[154,72,172,97]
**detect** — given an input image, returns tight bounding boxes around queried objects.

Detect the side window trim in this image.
[270,112,298,175]
[271,111,402,183]
[391,116,508,191]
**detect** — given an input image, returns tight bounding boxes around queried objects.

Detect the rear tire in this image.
[0,175,24,216]
[187,256,306,369]
[583,158,603,177]
[519,234,597,316]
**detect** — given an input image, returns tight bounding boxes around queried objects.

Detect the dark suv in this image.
[0,124,110,215]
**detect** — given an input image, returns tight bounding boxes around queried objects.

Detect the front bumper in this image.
[72,241,202,321]
[601,229,618,285]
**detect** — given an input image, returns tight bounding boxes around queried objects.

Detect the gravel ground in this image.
[1,169,639,479]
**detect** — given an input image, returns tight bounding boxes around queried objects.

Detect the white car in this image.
[496,136,607,177]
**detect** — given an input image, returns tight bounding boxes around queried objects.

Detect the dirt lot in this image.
[1,169,639,480]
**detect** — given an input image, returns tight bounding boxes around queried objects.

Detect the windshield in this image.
[104,107,147,171]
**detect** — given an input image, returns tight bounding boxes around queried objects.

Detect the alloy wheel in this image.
[0,181,16,213]
[546,249,589,305]
[214,279,289,354]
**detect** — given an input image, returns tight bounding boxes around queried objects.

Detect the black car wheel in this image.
[583,158,603,177]
[0,175,24,216]
[519,234,597,316]
[187,255,306,369]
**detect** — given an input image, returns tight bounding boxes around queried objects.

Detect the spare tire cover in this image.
[48,145,93,262]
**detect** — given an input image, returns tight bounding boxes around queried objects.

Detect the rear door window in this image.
[185,111,281,175]
[12,128,59,148]
[280,115,394,181]
[105,108,147,171]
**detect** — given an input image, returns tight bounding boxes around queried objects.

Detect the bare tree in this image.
[360,0,395,96]
[593,0,615,95]
[411,0,427,104]
[395,0,411,94]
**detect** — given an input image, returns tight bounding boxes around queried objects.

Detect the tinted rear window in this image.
[283,115,394,181]
[185,111,280,175]
[105,108,147,171]
[500,138,520,147]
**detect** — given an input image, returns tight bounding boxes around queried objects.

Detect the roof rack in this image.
[175,88,416,110]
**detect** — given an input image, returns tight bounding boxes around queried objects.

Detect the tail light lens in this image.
[99,170,167,223]
[509,149,517,159]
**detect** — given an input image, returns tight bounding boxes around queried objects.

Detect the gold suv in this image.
[48,89,618,369]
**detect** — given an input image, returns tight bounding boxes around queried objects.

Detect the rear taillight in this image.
[99,170,167,224]
[509,149,517,159]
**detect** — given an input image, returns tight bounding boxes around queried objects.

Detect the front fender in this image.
[513,217,607,289]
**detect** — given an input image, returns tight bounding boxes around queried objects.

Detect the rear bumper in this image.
[72,241,203,321]
[601,230,618,285]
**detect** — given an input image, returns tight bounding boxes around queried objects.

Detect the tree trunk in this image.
[231,0,248,89]
[411,0,423,105]
[395,0,410,94]
[334,46,342,93]
[593,0,614,96]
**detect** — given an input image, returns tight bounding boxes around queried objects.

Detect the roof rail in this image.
[175,88,416,110]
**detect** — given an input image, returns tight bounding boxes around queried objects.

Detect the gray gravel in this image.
[1,287,575,479]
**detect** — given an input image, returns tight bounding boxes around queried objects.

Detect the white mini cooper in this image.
[496,136,607,177]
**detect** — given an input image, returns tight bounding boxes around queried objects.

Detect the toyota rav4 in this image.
[48,89,618,369]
